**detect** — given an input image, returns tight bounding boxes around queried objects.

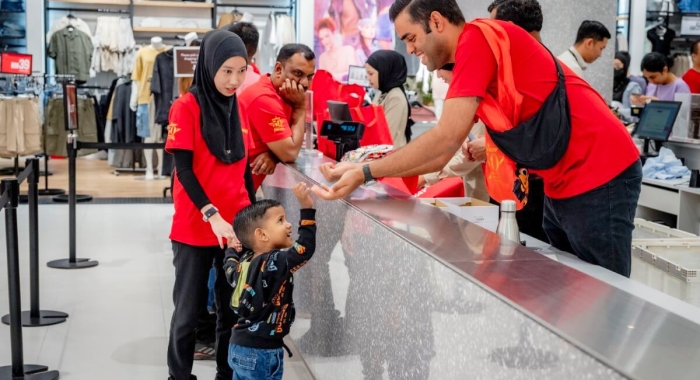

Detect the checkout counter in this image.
[261,153,700,380]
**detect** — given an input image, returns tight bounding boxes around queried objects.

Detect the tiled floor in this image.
[0,204,314,380]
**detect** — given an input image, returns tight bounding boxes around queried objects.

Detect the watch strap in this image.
[203,206,219,221]
[362,164,375,184]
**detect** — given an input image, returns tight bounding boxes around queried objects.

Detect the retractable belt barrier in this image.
[0,177,60,380]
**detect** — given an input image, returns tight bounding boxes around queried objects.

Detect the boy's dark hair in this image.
[389,0,466,33]
[487,0,509,13]
[641,52,672,73]
[692,40,700,55]
[227,22,260,60]
[233,200,282,250]
[575,20,611,44]
[277,44,315,64]
[495,0,543,33]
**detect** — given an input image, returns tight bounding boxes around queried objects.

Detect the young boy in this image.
[224,183,316,379]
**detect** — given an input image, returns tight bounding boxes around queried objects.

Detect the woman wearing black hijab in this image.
[165,29,273,380]
[613,51,642,121]
[365,50,413,147]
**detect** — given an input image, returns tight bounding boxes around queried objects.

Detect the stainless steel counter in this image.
[262,152,700,380]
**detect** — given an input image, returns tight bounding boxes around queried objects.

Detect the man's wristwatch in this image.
[362,164,376,185]
[202,206,219,222]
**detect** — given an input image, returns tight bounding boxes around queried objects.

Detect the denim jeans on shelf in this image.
[228,344,284,380]
[543,160,642,277]
[1,0,23,12]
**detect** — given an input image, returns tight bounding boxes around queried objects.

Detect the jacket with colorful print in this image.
[224,208,316,349]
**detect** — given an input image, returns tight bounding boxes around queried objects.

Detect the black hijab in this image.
[366,50,413,141]
[189,30,248,164]
[613,51,631,103]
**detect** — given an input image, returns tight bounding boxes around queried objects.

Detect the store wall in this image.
[457,0,617,101]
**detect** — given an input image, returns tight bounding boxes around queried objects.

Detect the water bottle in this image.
[497,200,521,244]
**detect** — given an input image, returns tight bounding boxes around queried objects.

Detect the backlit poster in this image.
[314,0,395,82]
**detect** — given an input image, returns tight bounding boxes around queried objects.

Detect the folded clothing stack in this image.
[0,21,24,38]
[1,0,23,12]
[642,147,691,180]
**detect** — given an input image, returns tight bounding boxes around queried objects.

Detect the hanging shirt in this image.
[165,92,252,247]
[47,27,94,82]
[132,45,170,105]
[151,49,176,126]
[238,74,294,190]
[683,69,700,94]
[646,77,691,101]
[447,20,639,199]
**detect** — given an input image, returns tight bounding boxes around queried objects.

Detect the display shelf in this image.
[133,26,212,33]
[47,0,130,5]
[0,10,25,13]
[134,0,214,8]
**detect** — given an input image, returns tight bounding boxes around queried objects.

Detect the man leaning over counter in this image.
[239,43,316,191]
[311,0,642,277]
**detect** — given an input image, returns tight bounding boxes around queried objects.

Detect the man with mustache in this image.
[238,43,316,191]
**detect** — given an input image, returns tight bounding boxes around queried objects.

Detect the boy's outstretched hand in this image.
[293,183,314,209]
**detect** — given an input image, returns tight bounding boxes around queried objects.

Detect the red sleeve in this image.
[165,95,196,152]
[248,95,292,144]
[238,101,255,151]
[446,25,498,100]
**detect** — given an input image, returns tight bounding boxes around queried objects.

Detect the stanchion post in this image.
[4,179,23,376]
[2,159,69,326]
[0,179,59,380]
[46,135,98,270]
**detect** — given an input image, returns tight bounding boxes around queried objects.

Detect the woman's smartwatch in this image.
[202,206,219,222]
[362,164,376,186]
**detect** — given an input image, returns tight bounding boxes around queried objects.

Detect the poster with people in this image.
[314,0,395,82]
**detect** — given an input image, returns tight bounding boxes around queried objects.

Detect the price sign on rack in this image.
[174,47,200,78]
[0,52,32,75]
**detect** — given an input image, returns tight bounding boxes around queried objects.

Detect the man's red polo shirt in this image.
[447,21,639,199]
[238,75,294,190]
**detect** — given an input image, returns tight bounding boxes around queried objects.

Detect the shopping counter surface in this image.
[261,152,700,380]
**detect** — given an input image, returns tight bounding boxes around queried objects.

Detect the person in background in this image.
[487,0,509,18]
[558,20,611,78]
[227,22,261,94]
[365,50,412,147]
[613,51,642,120]
[493,0,543,43]
[317,17,357,81]
[634,52,690,104]
[683,40,700,94]
[355,18,380,66]
[420,65,489,202]
[165,30,268,380]
[239,44,316,191]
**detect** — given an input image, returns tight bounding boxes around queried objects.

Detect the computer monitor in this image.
[327,100,353,123]
[633,100,683,142]
[347,65,369,87]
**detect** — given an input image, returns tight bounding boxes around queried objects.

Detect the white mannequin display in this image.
[130,36,167,180]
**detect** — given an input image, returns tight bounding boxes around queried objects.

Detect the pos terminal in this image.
[321,101,365,161]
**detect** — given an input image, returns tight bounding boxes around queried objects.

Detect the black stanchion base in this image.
[51,194,92,203]
[1,310,69,327]
[46,258,98,269]
[0,365,59,379]
[37,189,65,196]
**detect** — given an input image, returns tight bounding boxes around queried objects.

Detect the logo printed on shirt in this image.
[269,117,286,133]
[167,124,181,141]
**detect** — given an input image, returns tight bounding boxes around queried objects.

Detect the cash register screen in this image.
[634,100,682,141]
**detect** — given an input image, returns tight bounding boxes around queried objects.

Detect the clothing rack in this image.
[45,7,130,14]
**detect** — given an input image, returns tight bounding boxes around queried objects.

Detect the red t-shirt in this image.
[683,69,700,94]
[238,74,294,190]
[165,92,252,247]
[447,21,639,199]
